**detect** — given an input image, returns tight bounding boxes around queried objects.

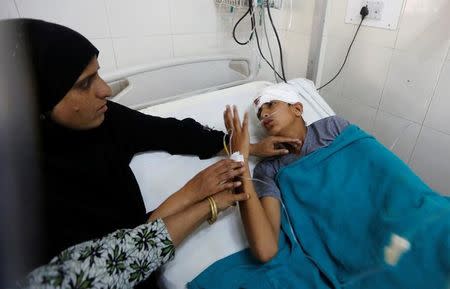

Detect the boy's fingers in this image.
[242,112,249,131]
[233,105,241,132]
[224,105,233,132]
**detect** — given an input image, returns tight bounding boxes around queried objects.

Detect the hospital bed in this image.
[103,55,335,289]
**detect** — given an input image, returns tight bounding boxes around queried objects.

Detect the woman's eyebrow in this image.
[74,71,97,86]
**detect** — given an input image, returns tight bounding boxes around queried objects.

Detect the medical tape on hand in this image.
[230,151,245,163]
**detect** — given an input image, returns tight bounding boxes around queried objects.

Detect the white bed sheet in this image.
[129,80,334,289]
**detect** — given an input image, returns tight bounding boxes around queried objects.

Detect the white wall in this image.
[0,0,314,81]
[318,0,450,195]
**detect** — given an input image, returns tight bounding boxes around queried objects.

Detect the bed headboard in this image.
[101,55,256,110]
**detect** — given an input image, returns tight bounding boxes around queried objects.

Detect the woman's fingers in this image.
[214,159,244,175]
[217,167,244,184]
[208,159,237,172]
[218,180,242,192]
[270,136,302,144]
[274,148,290,155]
[214,190,250,211]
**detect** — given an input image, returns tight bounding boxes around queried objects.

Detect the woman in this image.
[4,18,295,288]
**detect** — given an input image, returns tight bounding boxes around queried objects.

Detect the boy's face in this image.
[257,100,303,136]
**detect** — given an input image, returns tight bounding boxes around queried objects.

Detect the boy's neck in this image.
[282,118,307,154]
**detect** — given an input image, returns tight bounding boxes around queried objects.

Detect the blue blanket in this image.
[188,125,450,289]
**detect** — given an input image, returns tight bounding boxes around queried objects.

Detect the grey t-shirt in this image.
[253,116,350,200]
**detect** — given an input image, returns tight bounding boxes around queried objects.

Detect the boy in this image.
[224,80,349,262]
[194,81,449,289]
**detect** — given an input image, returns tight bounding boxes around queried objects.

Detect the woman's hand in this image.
[250,136,302,157]
[224,105,250,159]
[211,189,249,212]
[181,159,245,204]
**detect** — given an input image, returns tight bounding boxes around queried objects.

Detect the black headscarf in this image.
[7,19,149,269]
[5,18,99,114]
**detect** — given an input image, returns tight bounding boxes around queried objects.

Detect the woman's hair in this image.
[2,18,99,114]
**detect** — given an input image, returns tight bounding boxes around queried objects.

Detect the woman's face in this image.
[51,57,112,130]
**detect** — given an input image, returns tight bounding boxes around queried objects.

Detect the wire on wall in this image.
[232,5,255,45]
[317,5,369,91]
[266,3,287,82]
[262,8,279,83]
[229,0,287,83]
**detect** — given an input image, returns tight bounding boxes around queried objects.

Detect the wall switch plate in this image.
[364,0,384,20]
[345,0,404,30]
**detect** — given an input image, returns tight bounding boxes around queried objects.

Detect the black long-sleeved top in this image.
[39,101,225,266]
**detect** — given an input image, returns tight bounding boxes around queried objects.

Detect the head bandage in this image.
[253,83,302,113]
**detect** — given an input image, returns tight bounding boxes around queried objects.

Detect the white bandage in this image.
[253,82,302,112]
[230,152,245,163]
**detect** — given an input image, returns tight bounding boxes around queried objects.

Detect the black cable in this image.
[232,2,287,82]
[318,6,368,90]
[266,4,287,83]
[232,5,254,45]
[262,9,279,82]
[254,16,286,81]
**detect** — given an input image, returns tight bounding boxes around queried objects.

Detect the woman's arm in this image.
[22,191,248,289]
[108,101,226,159]
[109,101,300,159]
[149,159,245,221]
[163,189,248,246]
[224,105,281,263]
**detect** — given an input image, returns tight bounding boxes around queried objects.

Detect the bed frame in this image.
[102,55,257,110]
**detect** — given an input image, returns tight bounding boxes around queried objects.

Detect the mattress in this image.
[129,80,334,289]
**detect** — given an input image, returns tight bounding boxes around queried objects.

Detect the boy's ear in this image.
[291,102,303,117]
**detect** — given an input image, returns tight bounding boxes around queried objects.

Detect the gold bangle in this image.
[209,197,217,224]
[207,196,218,224]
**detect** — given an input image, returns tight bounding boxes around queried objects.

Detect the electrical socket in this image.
[345,0,402,30]
[363,0,384,20]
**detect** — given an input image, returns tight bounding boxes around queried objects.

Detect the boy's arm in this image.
[239,165,281,263]
[224,105,281,262]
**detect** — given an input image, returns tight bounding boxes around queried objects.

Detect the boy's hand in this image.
[250,136,302,157]
[224,105,250,159]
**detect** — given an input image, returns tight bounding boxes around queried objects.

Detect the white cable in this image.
[288,0,293,30]
[258,109,280,124]
[250,5,262,77]
[249,0,258,35]
[262,7,279,83]
[241,176,272,186]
